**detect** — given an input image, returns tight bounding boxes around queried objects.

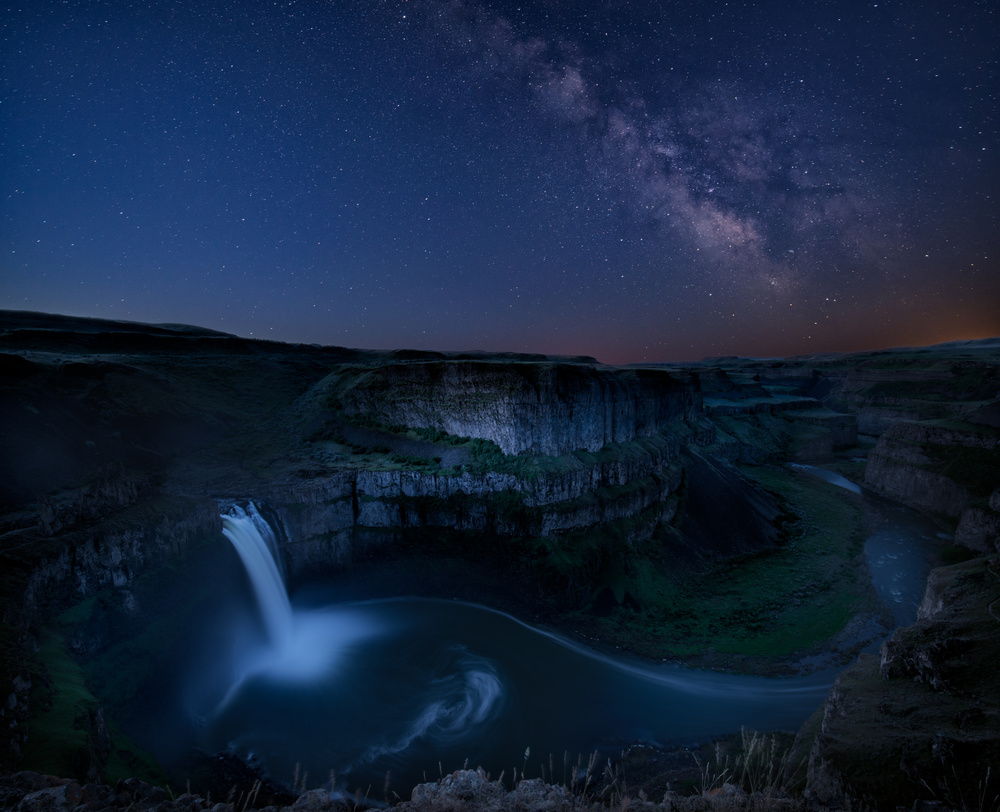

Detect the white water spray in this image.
[218,503,379,687]
[211,504,507,781]
[221,503,293,645]
[179,495,934,789]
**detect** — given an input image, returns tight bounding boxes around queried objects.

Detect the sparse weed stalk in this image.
[697,744,731,796]
[246,779,262,812]
[738,728,784,795]
[983,766,1000,812]
[598,756,621,803]
[582,750,598,797]
[921,764,1000,812]
[694,729,801,800]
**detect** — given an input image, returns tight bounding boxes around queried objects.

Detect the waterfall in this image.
[221,503,293,646]
[218,502,380,686]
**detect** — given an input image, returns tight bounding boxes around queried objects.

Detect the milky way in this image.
[2,0,997,361]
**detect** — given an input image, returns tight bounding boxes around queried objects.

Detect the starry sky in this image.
[2,0,998,363]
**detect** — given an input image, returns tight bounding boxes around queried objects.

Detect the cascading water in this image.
[124,484,940,794]
[207,503,840,792]
[221,504,293,646]
[217,503,378,685]
[210,504,508,786]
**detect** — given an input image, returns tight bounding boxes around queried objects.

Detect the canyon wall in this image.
[863,421,983,517]
[332,361,702,456]
[260,441,685,575]
[863,413,1000,551]
[4,312,1000,803]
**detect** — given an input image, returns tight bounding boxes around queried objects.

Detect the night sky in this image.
[3,0,998,363]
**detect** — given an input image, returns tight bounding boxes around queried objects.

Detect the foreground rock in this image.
[805,555,1000,809]
[0,769,819,812]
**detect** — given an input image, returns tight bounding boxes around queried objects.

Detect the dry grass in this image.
[397,732,814,812]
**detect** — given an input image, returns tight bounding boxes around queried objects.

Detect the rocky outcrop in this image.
[863,419,999,519]
[805,556,1000,809]
[9,500,220,630]
[405,769,576,812]
[0,768,818,812]
[810,360,1000,435]
[954,506,1000,552]
[954,488,1000,552]
[0,772,291,812]
[332,362,701,456]
[735,350,1000,437]
[266,434,684,554]
[0,497,221,772]
[702,396,817,417]
[37,464,153,536]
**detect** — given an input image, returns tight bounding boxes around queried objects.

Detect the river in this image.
[129,469,942,794]
[790,463,943,626]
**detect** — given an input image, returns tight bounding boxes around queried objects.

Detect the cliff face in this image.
[806,556,1000,809]
[0,497,221,771]
[955,488,1000,552]
[263,447,684,575]
[333,361,701,456]
[797,347,1000,552]
[809,358,1000,435]
[863,417,1000,549]
[863,421,980,516]
[733,349,1000,439]
[5,312,1000,799]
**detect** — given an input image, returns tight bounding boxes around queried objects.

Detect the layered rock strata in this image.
[332,361,701,456]
[864,418,1000,525]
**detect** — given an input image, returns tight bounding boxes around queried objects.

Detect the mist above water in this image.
[203,504,838,792]
[218,505,378,686]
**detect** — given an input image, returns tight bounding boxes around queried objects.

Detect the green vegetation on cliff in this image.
[23,603,166,786]
[569,466,873,668]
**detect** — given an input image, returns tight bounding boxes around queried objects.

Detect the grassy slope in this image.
[567,465,874,668]
[22,601,167,785]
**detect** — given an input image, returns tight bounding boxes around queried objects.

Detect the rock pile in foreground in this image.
[1,768,960,812]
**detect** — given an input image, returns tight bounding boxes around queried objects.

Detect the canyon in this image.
[1,310,999,810]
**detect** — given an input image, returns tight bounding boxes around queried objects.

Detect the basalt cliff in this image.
[1,311,999,810]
